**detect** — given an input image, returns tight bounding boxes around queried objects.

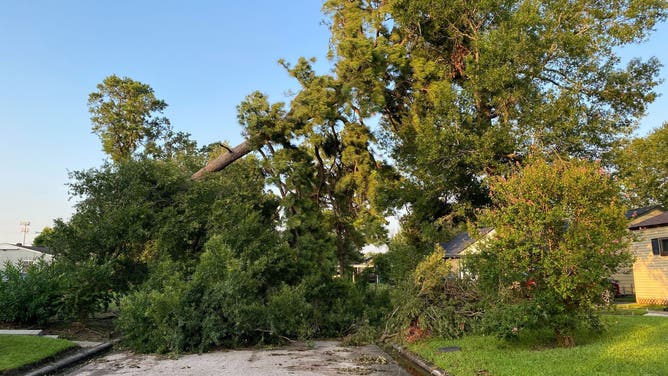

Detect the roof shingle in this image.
[629,211,668,230]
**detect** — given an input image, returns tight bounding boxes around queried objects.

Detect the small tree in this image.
[468,156,632,347]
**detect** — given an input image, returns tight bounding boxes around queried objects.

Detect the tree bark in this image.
[556,330,575,348]
[191,140,253,180]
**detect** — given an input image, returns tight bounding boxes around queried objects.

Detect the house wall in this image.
[460,229,497,257]
[0,246,52,270]
[631,226,668,304]
[448,258,462,276]
[612,267,634,295]
[612,209,665,295]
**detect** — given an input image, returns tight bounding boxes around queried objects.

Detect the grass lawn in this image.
[0,335,77,372]
[613,303,667,316]
[408,315,668,376]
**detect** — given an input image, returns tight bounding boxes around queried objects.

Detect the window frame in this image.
[651,237,668,256]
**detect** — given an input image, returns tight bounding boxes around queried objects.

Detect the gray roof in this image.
[629,211,668,230]
[1,243,52,255]
[439,228,493,259]
[625,206,663,220]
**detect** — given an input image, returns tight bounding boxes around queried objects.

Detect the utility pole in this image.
[19,221,30,245]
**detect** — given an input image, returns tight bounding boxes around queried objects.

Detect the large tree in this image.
[615,122,668,207]
[196,0,665,252]
[89,75,194,162]
[231,59,391,273]
[320,0,665,246]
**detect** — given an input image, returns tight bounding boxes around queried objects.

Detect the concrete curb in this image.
[23,339,121,376]
[390,343,449,376]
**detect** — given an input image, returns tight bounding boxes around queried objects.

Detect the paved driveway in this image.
[64,341,410,376]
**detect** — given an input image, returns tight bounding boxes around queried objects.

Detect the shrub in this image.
[266,284,313,339]
[0,258,118,325]
[0,260,61,325]
[116,259,190,353]
[54,258,115,320]
[468,157,632,346]
[384,252,483,342]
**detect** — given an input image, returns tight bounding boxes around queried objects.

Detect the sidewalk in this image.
[645,310,668,317]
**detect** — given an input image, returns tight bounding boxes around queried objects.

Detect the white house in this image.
[0,243,53,270]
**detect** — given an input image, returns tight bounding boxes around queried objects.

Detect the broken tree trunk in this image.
[191,140,253,180]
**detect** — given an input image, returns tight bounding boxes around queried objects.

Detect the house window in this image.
[651,238,668,256]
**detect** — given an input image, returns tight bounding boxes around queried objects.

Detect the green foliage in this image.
[32,227,54,247]
[235,54,392,274]
[413,251,454,297]
[615,122,668,207]
[0,258,115,325]
[385,252,483,341]
[130,247,288,352]
[340,319,379,346]
[0,261,61,325]
[266,284,314,339]
[44,157,271,292]
[323,0,666,244]
[306,277,391,338]
[53,258,114,321]
[468,156,633,345]
[118,238,392,353]
[88,75,195,162]
[373,235,434,285]
[44,159,190,292]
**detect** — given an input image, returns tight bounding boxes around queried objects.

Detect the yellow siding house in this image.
[612,206,666,295]
[628,211,668,304]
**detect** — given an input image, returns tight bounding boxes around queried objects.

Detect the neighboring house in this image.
[626,206,665,226]
[351,257,379,284]
[628,211,668,304]
[438,207,668,302]
[612,206,665,295]
[0,243,53,271]
[439,228,495,277]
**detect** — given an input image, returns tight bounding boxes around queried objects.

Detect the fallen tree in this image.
[191,140,253,180]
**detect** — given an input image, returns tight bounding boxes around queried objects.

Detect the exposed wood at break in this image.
[191,140,253,180]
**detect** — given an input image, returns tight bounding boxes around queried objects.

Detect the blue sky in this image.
[0,1,666,244]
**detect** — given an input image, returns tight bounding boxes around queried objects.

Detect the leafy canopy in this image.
[88,75,195,162]
[468,156,632,346]
[322,0,665,246]
[615,122,668,208]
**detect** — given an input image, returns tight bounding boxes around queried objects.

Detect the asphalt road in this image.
[63,341,411,376]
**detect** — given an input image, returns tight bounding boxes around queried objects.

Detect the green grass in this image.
[408,315,668,376]
[612,303,667,316]
[0,335,77,372]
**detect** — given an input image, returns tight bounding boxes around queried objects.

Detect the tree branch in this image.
[191,139,253,180]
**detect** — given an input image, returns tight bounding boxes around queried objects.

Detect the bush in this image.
[468,157,632,346]
[266,284,313,339]
[384,252,483,342]
[118,243,277,353]
[54,258,115,320]
[0,260,61,325]
[0,257,117,326]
